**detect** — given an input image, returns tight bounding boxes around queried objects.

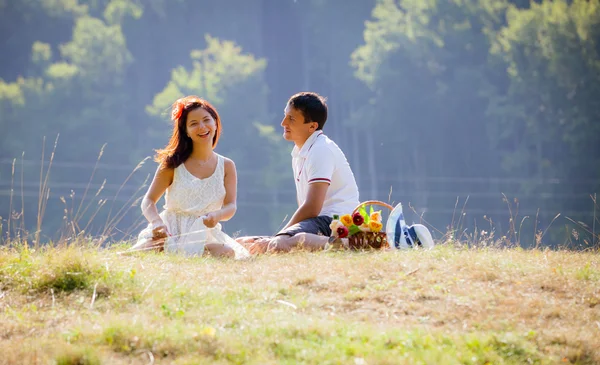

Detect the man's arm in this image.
[282,182,329,230]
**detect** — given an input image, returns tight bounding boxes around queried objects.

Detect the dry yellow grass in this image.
[0,244,599,364]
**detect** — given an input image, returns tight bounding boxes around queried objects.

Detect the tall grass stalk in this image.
[7,158,15,241]
[35,135,60,248]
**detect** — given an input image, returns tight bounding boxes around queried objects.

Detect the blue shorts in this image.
[276,216,333,237]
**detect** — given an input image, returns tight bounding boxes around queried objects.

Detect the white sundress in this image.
[135,154,250,260]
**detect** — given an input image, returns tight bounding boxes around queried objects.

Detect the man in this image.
[239,92,360,253]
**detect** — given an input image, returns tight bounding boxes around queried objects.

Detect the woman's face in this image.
[186,107,217,145]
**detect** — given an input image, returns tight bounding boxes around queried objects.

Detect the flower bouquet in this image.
[329,200,394,250]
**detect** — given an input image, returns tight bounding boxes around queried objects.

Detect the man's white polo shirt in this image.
[291,131,360,217]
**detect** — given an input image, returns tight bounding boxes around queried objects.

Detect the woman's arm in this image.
[203,158,237,227]
[141,164,174,227]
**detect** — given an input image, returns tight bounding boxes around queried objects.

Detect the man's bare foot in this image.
[236,236,273,254]
[246,237,272,255]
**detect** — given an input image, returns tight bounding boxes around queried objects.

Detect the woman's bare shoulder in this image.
[220,155,236,169]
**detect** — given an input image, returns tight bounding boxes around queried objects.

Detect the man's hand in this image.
[202,212,220,228]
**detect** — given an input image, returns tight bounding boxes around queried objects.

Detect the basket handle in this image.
[352,200,394,215]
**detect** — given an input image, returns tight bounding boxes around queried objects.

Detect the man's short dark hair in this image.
[287,92,328,130]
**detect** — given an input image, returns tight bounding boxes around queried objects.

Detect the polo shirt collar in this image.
[291,131,324,158]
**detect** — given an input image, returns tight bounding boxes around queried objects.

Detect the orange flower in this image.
[369,220,383,232]
[370,211,382,223]
[340,214,354,227]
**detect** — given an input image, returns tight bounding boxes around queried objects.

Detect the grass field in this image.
[1,243,599,364]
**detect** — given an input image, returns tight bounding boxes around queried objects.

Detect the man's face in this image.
[281,104,317,146]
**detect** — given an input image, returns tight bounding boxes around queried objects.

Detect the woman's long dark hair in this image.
[154,96,221,169]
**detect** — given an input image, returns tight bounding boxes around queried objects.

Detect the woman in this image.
[130,95,250,259]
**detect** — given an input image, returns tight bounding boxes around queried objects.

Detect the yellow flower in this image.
[370,211,382,223]
[369,220,383,232]
[340,214,354,227]
[201,326,216,338]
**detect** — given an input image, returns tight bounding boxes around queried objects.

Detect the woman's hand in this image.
[141,164,173,239]
[201,212,220,228]
[151,220,168,239]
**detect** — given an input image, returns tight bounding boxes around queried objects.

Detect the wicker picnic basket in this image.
[347,200,394,250]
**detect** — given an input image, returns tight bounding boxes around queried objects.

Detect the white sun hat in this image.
[385,203,435,249]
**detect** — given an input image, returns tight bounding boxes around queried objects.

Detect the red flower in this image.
[337,226,349,238]
[172,100,184,121]
[352,212,364,226]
